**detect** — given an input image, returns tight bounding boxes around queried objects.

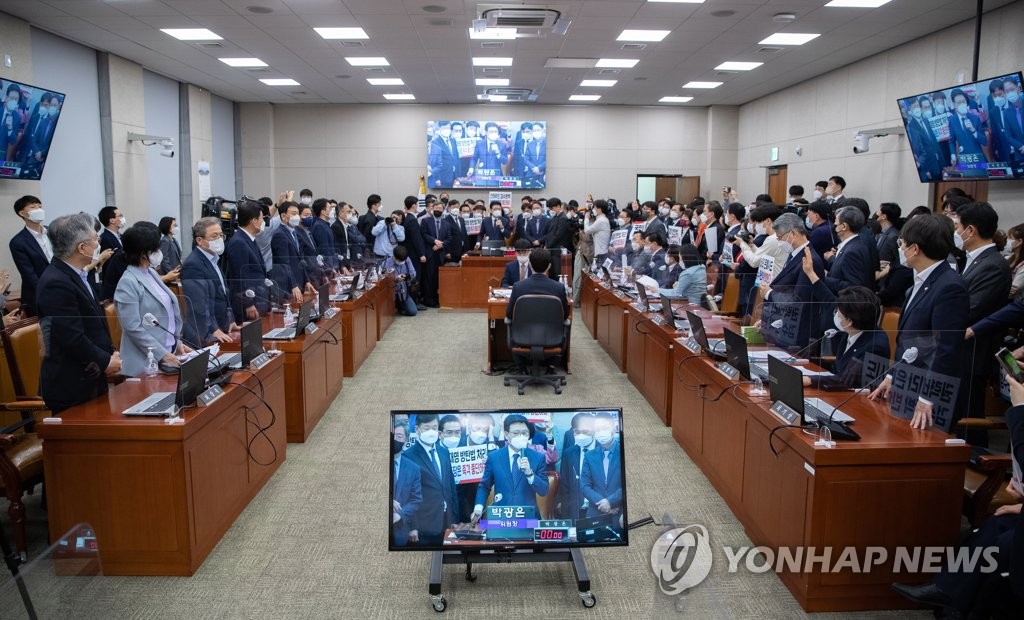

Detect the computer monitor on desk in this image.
[684,310,726,361]
[481,240,504,256]
[767,355,806,425]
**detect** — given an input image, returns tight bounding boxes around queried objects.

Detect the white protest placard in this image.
[448,444,489,484]
[633,220,648,233]
[705,228,719,254]
[667,225,682,246]
[489,191,512,210]
[719,243,734,268]
[754,255,775,287]
[610,229,628,251]
[466,216,482,235]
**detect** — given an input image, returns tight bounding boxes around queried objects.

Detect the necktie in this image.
[603,450,610,479]
[520,263,527,281]
[579,447,589,475]
[513,450,523,485]
[430,448,442,479]
[290,229,298,251]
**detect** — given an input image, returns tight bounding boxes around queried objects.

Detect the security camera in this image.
[852,126,905,155]
[853,133,870,154]
[160,139,175,158]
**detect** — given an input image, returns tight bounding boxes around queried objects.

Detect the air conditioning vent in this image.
[758,46,784,54]
[481,67,504,73]
[340,41,365,47]
[598,68,620,75]
[246,67,269,73]
[363,67,387,73]
[480,41,505,48]
[481,8,560,29]
[484,87,533,102]
[198,42,223,48]
[715,70,738,76]
[427,17,454,26]
[620,43,646,50]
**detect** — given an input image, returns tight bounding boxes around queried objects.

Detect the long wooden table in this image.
[486,296,572,373]
[440,254,572,309]
[337,276,395,377]
[38,355,287,575]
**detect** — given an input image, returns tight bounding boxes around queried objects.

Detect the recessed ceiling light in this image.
[314,27,369,39]
[469,27,517,40]
[161,28,222,41]
[596,58,639,68]
[683,81,722,88]
[473,57,514,67]
[260,78,299,86]
[580,79,617,87]
[475,78,509,86]
[759,33,820,46]
[617,30,671,42]
[367,78,404,85]
[569,95,601,102]
[659,96,694,103]
[346,57,389,66]
[383,93,415,101]
[825,0,892,7]
[488,95,508,102]
[715,61,762,71]
[219,57,267,67]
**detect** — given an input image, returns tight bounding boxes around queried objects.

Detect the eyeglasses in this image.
[506,430,530,438]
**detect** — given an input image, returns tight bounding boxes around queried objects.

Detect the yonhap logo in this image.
[650,524,713,596]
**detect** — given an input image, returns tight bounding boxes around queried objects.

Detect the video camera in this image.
[201,195,261,239]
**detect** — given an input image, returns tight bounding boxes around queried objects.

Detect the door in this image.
[655,177,677,203]
[638,175,702,204]
[766,165,788,204]
[679,176,701,204]
[931,180,988,212]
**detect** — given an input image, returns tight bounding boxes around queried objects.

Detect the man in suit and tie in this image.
[9,195,53,315]
[948,89,988,169]
[358,194,383,248]
[523,122,547,188]
[522,203,548,248]
[270,201,311,304]
[479,200,509,244]
[1001,77,1024,171]
[501,240,534,287]
[906,96,945,180]
[542,198,574,256]
[869,214,969,430]
[332,202,367,271]
[420,201,454,308]
[225,201,271,322]
[181,217,237,346]
[824,176,847,207]
[391,429,423,547]
[875,202,902,266]
[427,121,459,189]
[760,214,826,349]
[556,413,596,520]
[35,213,121,414]
[19,92,59,172]
[581,412,623,518]
[471,414,549,522]
[401,196,428,305]
[0,84,24,162]
[308,199,338,273]
[823,207,875,292]
[443,200,467,263]
[470,121,510,180]
[97,205,129,299]
[506,248,570,321]
[402,414,459,546]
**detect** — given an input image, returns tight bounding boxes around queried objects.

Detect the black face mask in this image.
[433,210,444,218]
[391,437,404,455]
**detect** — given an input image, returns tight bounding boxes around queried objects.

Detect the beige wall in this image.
[736,1,1024,220]
[0,12,35,276]
[107,54,148,223]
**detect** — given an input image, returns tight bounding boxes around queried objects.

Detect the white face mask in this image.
[449,208,459,217]
[897,245,909,266]
[574,433,594,449]
[288,214,301,227]
[993,96,1006,108]
[813,190,823,200]
[208,238,225,255]
[27,208,45,223]
[171,226,179,236]
[118,216,127,228]
[5,99,16,112]
[953,231,964,249]
[658,206,670,216]
[469,430,488,445]
[699,213,708,223]
[441,436,460,449]
[834,312,848,332]
[533,210,542,218]
[300,196,312,206]
[523,211,532,220]
[347,213,358,225]
[805,216,813,228]
[669,211,680,220]
[594,430,613,445]
[418,429,439,446]
[149,249,163,266]
[508,435,530,451]
[37,106,48,118]
[755,222,766,236]
[630,241,641,252]
[328,208,337,221]
[1008,239,1018,251]
[461,212,471,219]
[910,107,923,118]
[935,104,946,114]
[503,207,511,216]
[1008,91,1020,104]
[956,103,969,115]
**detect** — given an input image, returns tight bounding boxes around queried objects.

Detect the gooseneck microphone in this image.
[824,346,919,425]
[786,329,838,362]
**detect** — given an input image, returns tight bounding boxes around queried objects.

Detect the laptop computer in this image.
[767,356,859,439]
[634,282,657,312]
[684,310,726,360]
[217,320,264,370]
[658,294,690,331]
[263,301,312,340]
[124,350,210,417]
[310,282,330,320]
[330,271,362,302]
[723,328,768,382]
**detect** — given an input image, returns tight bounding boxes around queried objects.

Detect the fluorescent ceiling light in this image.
[260,78,299,86]
[617,30,670,42]
[580,80,617,87]
[473,57,514,67]
[569,95,601,102]
[488,95,508,102]
[825,0,892,7]
[715,61,762,71]
[469,27,517,40]
[475,78,509,86]
[314,27,369,39]
[346,57,389,66]
[659,96,694,103]
[383,94,415,101]
[367,78,404,85]
[759,33,820,46]
[683,81,722,89]
[596,58,639,68]
[219,57,266,67]
[161,28,221,41]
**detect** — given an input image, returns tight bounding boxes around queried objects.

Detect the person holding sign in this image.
[697,202,725,262]
[736,204,790,287]
[470,414,549,523]
[583,200,611,264]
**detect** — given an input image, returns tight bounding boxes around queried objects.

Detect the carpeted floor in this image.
[0,309,932,619]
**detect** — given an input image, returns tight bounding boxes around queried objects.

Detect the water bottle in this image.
[284,303,295,327]
[144,347,158,377]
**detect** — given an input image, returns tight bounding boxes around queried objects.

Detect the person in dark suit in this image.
[522,122,546,187]
[35,213,121,414]
[157,216,182,279]
[948,88,988,167]
[470,414,549,522]
[225,200,271,322]
[181,217,236,346]
[1000,77,1024,168]
[391,430,423,547]
[506,248,570,320]
[869,214,969,430]
[357,194,382,248]
[296,204,327,288]
[697,203,726,262]
[427,120,458,188]
[470,121,511,178]
[824,207,875,292]
[9,195,53,315]
[522,205,548,248]
[542,198,573,254]
[906,96,944,180]
[443,200,466,263]
[580,412,623,518]
[875,202,902,266]
[501,240,534,287]
[270,202,310,304]
[309,199,338,272]
[0,83,25,162]
[760,214,826,349]
[556,412,596,520]
[479,201,509,243]
[806,201,835,258]
[420,202,453,307]
[401,196,427,302]
[20,92,59,172]
[402,414,459,546]
[332,202,367,271]
[640,201,667,241]
[824,175,847,207]
[97,205,125,254]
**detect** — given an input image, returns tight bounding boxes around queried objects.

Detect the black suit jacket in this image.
[99,228,122,253]
[420,215,454,260]
[810,330,891,390]
[506,273,569,320]
[825,235,876,292]
[962,246,1012,374]
[897,262,969,379]
[36,259,113,413]
[357,211,380,245]
[445,214,466,262]
[543,214,573,252]
[501,260,533,288]
[9,227,50,314]
[402,442,458,540]
[402,212,427,262]
[225,229,269,320]
[331,220,367,262]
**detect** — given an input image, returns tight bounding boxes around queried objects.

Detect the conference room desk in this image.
[38,355,287,576]
[669,349,970,612]
[440,254,572,309]
[337,277,394,377]
[485,296,572,373]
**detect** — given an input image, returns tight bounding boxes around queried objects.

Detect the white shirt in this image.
[789,241,809,259]
[742,234,790,279]
[906,260,946,307]
[28,226,53,261]
[963,242,995,272]
[843,330,862,353]
[836,234,855,254]
[584,215,611,255]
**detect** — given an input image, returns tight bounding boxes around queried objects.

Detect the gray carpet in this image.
[1,309,931,619]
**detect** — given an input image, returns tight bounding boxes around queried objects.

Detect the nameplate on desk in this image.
[770,401,801,425]
[304,322,318,335]
[250,353,272,369]
[198,385,225,407]
[651,315,665,326]
[683,338,701,354]
[323,308,338,319]
[715,362,740,381]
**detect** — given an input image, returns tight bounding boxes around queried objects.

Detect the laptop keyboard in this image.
[264,328,295,339]
[219,353,241,368]
[142,393,176,413]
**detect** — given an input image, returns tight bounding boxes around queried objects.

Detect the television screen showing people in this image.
[0,79,66,180]
[389,408,626,550]
[426,120,547,189]
[897,72,1024,182]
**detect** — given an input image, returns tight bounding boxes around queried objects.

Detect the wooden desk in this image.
[668,346,970,611]
[486,297,572,373]
[38,355,287,575]
[440,254,572,309]
[338,277,395,377]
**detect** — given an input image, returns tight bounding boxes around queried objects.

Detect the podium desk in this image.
[669,345,970,611]
[486,296,572,374]
[38,354,287,576]
[440,254,573,309]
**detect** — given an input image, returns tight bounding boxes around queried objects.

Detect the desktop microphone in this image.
[141,313,228,378]
[786,329,838,362]
[824,346,919,426]
[264,277,294,305]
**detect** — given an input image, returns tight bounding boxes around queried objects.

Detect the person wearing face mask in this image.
[35,213,121,413]
[96,205,131,300]
[390,426,423,548]
[384,245,419,316]
[501,240,534,287]
[19,92,58,169]
[0,83,24,162]
[402,414,459,546]
[640,200,667,242]
[999,77,1024,170]
[400,196,428,308]
[10,194,56,315]
[295,205,328,288]
[470,121,511,179]
[868,215,969,430]
[470,414,549,524]
[556,412,596,520]
[522,202,549,248]
[331,202,367,274]
[181,217,239,345]
[947,88,987,168]
[225,200,271,321]
[906,96,945,181]
[297,188,313,208]
[270,202,312,305]
[98,205,126,254]
[479,200,510,244]
[757,213,826,349]
[541,198,573,260]
[444,199,467,264]
[114,222,193,377]
[580,412,623,518]
[454,413,499,522]
[428,120,459,188]
[157,216,182,281]
[822,206,876,293]
[644,232,672,286]
[1004,224,1024,298]
[649,245,705,305]
[812,181,827,203]
[419,198,454,308]
[308,198,338,273]
[805,201,834,258]
[737,204,790,283]
[697,203,725,262]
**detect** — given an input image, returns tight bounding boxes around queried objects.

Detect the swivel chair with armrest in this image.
[503,294,569,395]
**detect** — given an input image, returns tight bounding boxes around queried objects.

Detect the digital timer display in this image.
[534,528,571,542]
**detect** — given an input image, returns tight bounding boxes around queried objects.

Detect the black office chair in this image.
[503,294,569,395]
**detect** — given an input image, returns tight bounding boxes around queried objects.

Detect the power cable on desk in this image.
[767,423,817,457]
[228,367,265,399]
[674,353,708,392]
[225,382,278,466]
[698,381,755,402]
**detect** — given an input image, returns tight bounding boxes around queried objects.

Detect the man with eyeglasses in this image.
[182,216,239,345]
[470,414,549,524]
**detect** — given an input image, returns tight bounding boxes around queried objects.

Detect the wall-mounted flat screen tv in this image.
[426,120,546,189]
[0,78,66,181]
